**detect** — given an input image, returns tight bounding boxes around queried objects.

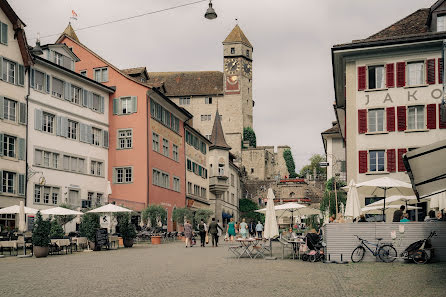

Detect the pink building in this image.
[57,24,190,230]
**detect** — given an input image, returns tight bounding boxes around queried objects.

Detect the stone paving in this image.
[0,241,445,297]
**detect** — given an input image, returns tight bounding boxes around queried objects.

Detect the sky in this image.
[11,0,435,170]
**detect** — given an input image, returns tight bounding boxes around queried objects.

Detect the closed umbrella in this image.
[263,188,279,258]
[344,180,362,220]
[18,201,26,232]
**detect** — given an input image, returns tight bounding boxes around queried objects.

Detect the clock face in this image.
[242,62,252,78]
[224,58,240,75]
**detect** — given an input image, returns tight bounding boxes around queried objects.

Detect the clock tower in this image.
[222,25,253,157]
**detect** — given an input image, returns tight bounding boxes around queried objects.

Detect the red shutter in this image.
[427,104,437,129]
[397,149,407,172]
[358,66,367,91]
[358,109,367,134]
[387,149,396,172]
[386,63,395,88]
[426,59,436,85]
[386,107,395,132]
[397,106,406,131]
[439,58,443,84]
[359,151,368,173]
[396,62,406,87]
[440,104,446,129]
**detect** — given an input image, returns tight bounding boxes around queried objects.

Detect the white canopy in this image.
[263,188,279,239]
[87,203,132,213]
[367,195,417,207]
[344,180,362,219]
[427,191,446,211]
[362,204,421,214]
[0,205,38,214]
[41,207,83,216]
[256,202,319,217]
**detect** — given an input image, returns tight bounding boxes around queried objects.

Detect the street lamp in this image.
[204,0,217,20]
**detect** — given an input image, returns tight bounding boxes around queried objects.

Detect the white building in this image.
[321,122,346,182]
[27,43,114,213]
[332,1,446,220]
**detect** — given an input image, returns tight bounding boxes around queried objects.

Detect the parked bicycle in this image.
[351,235,397,263]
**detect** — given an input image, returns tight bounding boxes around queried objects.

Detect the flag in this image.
[71,10,78,20]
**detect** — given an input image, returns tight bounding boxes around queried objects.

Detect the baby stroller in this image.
[301,233,325,262]
[401,231,436,264]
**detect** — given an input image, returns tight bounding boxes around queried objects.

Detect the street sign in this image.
[319,162,329,167]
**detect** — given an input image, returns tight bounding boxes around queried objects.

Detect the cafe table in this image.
[230,238,263,259]
[287,237,305,259]
[50,239,72,254]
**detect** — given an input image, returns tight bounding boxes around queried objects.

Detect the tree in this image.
[49,220,64,239]
[79,213,100,242]
[239,198,264,223]
[299,154,326,177]
[32,211,51,247]
[116,213,137,240]
[243,127,257,148]
[172,207,194,226]
[320,177,347,217]
[55,203,76,228]
[142,205,167,228]
[283,149,298,178]
[194,209,214,225]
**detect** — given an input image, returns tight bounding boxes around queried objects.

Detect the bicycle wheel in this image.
[351,246,365,263]
[412,250,428,264]
[378,245,397,263]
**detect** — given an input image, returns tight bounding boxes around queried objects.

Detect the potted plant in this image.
[79,213,100,250]
[32,211,51,258]
[142,205,167,245]
[172,207,193,241]
[50,220,65,239]
[117,213,137,247]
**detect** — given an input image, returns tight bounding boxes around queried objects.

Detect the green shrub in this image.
[32,212,51,247]
[49,220,65,239]
[243,127,257,148]
[283,149,298,178]
[172,207,194,226]
[117,213,137,240]
[142,205,167,227]
[79,213,100,242]
[194,209,213,225]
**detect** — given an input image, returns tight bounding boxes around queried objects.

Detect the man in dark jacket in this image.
[393,205,405,222]
[208,217,224,247]
[198,219,206,247]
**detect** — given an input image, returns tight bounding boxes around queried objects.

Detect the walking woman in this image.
[226,218,236,242]
[184,220,193,248]
[239,218,248,239]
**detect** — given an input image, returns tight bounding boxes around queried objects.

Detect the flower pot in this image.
[123,238,134,248]
[88,241,96,251]
[151,235,162,245]
[118,237,124,247]
[33,246,49,258]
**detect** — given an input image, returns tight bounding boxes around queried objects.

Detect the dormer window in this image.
[94,67,108,83]
[230,47,235,54]
[55,52,63,65]
[438,14,446,31]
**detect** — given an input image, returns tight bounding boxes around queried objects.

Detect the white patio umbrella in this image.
[18,201,26,232]
[41,207,83,216]
[0,205,38,214]
[367,195,418,209]
[344,180,362,220]
[87,203,132,233]
[427,192,446,211]
[256,202,319,225]
[362,204,421,214]
[263,188,279,258]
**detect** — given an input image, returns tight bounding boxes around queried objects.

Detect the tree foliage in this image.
[172,207,194,226]
[49,220,65,239]
[116,213,137,240]
[243,127,257,148]
[55,203,76,227]
[32,211,51,247]
[79,213,100,242]
[299,154,326,177]
[194,209,214,224]
[283,149,298,178]
[320,177,347,216]
[239,198,264,223]
[142,205,167,227]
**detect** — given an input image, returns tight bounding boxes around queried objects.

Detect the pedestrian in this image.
[393,205,405,222]
[184,220,193,248]
[255,221,263,238]
[248,220,256,237]
[239,218,248,239]
[227,218,236,241]
[198,219,206,247]
[208,218,224,247]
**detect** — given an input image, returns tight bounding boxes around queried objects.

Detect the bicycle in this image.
[351,235,397,263]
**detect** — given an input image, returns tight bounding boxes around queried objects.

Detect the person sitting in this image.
[393,205,405,222]
[400,213,411,222]
[283,228,296,240]
[424,210,438,222]
[358,214,367,222]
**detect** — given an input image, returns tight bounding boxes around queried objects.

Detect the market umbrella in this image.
[0,205,38,215]
[362,204,421,214]
[41,207,83,216]
[263,188,279,258]
[367,195,418,210]
[427,192,446,211]
[344,180,362,220]
[87,203,132,233]
[18,201,26,232]
[256,202,319,225]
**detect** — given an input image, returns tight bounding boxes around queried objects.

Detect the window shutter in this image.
[87,92,93,109]
[357,66,366,91]
[396,62,406,87]
[131,96,138,113]
[79,123,87,143]
[0,96,3,120]
[426,59,436,85]
[386,107,395,132]
[426,104,437,129]
[87,125,93,144]
[100,96,105,113]
[64,82,71,101]
[112,168,116,184]
[18,138,25,160]
[56,116,62,136]
[439,104,446,129]
[82,89,88,107]
[104,69,109,82]
[386,149,396,172]
[45,74,50,93]
[397,106,406,131]
[34,109,42,131]
[358,109,367,134]
[386,63,395,88]
[19,102,26,125]
[358,150,368,173]
[0,170,2,193]
[62,117,69,138]
[18,64,25,86]
[14,63,18,85]
[18,174,25,196]
[1,57,6,81]
[0,56,3,81]
[113,98,119,115]
[30,68,35,88]
[0,134,3,156]
[0,22,7,44]
[103,130,109,148]
[397,148,407,172]
[439,58,444,84]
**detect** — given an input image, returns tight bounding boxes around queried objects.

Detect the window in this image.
[34,185,41,203]
[231,47,235,54]
[201,115,211,121]
[194,184,200,196]
[91,161,103,176]
[43,186,51,204]
[80,70,87,76]
[52,153,59,169]
[152,133,159,152]
[179,97,190,105]
[114,167,133,183]
[121,97,132,114]
[67,120,78,140]
[187,182,192,194]
[438,15,446,31]
[94,67,108,82]
[96,193,103,206]
[52,77,64,98]
[173,177,180,192]
[43,151,50,167]
[2,59,16,84]
[369,150,385,172]
[163,139,169,157]
[367,65,385,89]
[0,21,8,45]
[172,144,179,161]
[52,188,59,205]
[42,112,54,133]
[3,98,16,121]
[3,134,15,158]
[205,97,212,104]
[206,135,211,140]
[35,70,45,91]
[231,174,235,186]
[201,187,207,199]
[2,171,15,193]
[118,129,132,149]
[407,61,424,86]
[246,50,250,57]
[71,85,82,104]
[150,99,180,133]
[35,149,59,169]
[218,164,225,176]
[251,168,254,174]
[92,127,101,146]
[54,52,63,66]
[68,189,79,205]
[231,193,235,204]
[408,106,425,130]
[92,94,101,112]
[368,109,385,132]
[200,142,206,155]
[152,169,169,189]
[62,155,85,173]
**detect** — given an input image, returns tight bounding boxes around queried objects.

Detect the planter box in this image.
[118,237,123,247]
[151,235,162,245]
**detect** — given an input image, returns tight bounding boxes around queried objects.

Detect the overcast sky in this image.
[11,0,435,170]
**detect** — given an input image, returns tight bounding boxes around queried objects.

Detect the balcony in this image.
[209,175,229,195]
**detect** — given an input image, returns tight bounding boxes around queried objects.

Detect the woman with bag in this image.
[226,218,236,242]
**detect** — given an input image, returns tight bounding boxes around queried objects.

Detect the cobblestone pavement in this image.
[1,241,445,297]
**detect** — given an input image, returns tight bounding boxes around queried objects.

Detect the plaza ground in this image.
[0,241,445,297]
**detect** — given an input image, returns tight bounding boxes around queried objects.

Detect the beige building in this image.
[321,122,346,182]
[241,145,291,180]
[332,1,446,219]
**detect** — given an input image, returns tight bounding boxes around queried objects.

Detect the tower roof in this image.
[61,22,79,42]
[209,110,231,150]
[223,24,252,48]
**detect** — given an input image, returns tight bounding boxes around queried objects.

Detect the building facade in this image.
[332,1,446,218]
[241,146,291,180]
[321,122,346,182]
